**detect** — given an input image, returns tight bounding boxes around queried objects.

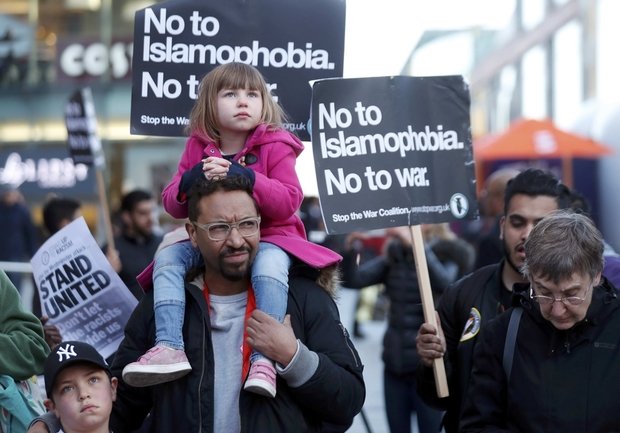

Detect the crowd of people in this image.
[0,62,618,433]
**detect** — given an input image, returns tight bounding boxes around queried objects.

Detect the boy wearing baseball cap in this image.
[43,341,117,433]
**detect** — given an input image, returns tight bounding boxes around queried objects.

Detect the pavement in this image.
[336,288,390,433]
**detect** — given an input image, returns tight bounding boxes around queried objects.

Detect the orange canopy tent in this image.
[473,118,613,187]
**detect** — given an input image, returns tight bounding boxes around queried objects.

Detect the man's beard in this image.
[220,265,250,281]
[218,247,252,281]
[135,225,153,238]
[502,238,523,275]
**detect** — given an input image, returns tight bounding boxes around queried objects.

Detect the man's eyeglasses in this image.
[192,217,261,241]
[529,285,590,306]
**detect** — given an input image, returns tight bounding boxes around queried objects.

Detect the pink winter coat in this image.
[161,124,342,269]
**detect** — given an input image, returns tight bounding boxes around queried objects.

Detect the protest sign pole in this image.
[65,87,114,251]
[409,224,449,398]
[95,167,115,251]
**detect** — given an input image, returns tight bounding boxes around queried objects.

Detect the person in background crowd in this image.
[41,197,82,237]
[104,189,162,300]
[421,223,476,280]
[460,210,620,432]
[473,167,520,269]
[299,196,324,234]
[0,184,40,295]
[341,224,470,433]
[415,168,572,433]
[338,230,387,340]
[41,196,121,274]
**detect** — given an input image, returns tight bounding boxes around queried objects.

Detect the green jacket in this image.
[0,270,49,380]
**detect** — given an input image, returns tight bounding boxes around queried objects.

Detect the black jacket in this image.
[106,232,162,300]
[109,266,365,433]
[417,261,511,433]
[460,279,620,433]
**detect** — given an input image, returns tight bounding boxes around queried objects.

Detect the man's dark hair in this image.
[568,189,592,215]
[503,168,571,215]
[121,189,153,213]
[42,197,81,235]
[187,177,258,222]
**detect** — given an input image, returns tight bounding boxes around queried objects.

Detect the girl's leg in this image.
[153,240,202,349]
[244,242,290,398]
[122,240,201,388]
[250,242,290,363]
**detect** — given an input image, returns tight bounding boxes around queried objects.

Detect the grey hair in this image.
[521,210,604,283]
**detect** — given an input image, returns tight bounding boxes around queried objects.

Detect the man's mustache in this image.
[221,246,252,256]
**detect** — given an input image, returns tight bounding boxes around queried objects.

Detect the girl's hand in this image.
[202,157,231,180]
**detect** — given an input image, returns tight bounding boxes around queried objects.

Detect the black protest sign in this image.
[311,76,478,234]
[130,0,345,140]
[65,88,104,167]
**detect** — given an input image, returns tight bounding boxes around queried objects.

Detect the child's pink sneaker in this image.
[122,345,191,387]
[243,359,277,398]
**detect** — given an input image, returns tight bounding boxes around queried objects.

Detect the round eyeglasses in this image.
[192,217,261,241]
[529,285,590,306]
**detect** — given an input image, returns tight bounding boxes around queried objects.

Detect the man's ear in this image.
[499,215,506,240]
[120,210,131,227]
[186,221,198,247]
[110,377,118,401]
[44,398,55,412]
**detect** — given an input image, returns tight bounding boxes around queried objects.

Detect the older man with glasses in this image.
[460,210,620,433]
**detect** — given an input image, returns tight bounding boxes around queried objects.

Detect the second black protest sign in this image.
[311,75,478,234]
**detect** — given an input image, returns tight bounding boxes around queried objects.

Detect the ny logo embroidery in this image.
[56,344,77,362]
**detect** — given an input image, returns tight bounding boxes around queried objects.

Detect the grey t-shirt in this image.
[209,292,246,433]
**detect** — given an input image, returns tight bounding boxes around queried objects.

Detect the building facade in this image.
[1,0,183,227]
[403,0,620,250]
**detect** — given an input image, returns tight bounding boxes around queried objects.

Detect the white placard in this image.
[31,217,138,359]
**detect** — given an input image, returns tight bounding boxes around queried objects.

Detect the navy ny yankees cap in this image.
[44,341,110,397]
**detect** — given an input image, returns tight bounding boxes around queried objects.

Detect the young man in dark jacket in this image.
[415,168,571,433]
[460,210,620,432]
[30,176,365,433]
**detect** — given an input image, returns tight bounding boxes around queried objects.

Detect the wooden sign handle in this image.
[96,168,115,252]
[409,225,449,398]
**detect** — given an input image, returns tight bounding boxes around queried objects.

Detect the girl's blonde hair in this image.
[187,62,287,142]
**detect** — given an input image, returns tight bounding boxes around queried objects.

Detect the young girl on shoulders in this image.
[122,62,341,398]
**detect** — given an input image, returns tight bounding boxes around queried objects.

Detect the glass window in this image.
[521,0,547,31]
[553,20,582,127]
[597,0,620,98]
[521,45,548,119]
[0,0,153,88]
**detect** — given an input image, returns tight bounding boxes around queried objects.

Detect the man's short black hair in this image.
[569,189,592,215]
[42,197,81,235]
[503,168,571,215]
[121,189,153,213]
[187,177,257,222]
